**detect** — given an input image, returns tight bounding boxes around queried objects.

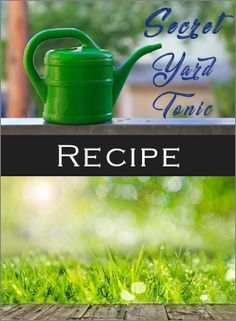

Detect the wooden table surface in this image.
[1,304,235,320]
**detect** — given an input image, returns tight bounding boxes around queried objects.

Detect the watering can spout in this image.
[113,43,162,106]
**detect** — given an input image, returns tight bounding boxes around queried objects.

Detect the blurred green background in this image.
[2,176,235,258]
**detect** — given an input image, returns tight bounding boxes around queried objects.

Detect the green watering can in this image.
[24,28,162,124]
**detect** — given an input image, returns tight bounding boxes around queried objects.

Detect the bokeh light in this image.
[23,178,64,213]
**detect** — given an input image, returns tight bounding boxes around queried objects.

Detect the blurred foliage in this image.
[213,77,235,116]
[193,0,235,65]
[28,0,160,60]
[2,176,235,258]
[1,0,7,80]
[1,39,7,79]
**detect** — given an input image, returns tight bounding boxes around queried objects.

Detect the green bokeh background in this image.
[2,176,234,259]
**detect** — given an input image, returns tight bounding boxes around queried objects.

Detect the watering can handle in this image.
[23,28,100,103]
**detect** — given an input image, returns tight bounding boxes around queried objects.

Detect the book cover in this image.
[1,1,235,320]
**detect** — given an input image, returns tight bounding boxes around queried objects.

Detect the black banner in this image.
[1,135,235,176]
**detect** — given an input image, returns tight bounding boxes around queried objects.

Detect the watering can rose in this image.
[24,28,162,124]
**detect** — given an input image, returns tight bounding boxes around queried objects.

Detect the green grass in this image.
[1,248,235,304]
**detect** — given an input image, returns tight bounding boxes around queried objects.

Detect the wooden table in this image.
[1,304,235,320]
